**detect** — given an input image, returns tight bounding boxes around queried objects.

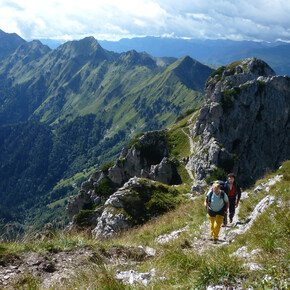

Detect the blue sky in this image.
[1,0,290,42]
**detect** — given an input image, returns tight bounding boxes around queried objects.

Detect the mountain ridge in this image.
[98,36,290,76]
[0,29,26,60]
[0,31,212,229]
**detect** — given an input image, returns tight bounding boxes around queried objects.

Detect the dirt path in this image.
[191,199,242,250]
[182,128,194,155]
[0,244,152,289]
[181,128,195,181]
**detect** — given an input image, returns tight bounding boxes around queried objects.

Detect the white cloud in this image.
[0,0,290,42]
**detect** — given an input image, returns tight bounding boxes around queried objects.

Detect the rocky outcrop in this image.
[92,177,151,239]
[107,131,172,185]
[66,130,181,237]
[92,176,179,239]
[188,57,290,186]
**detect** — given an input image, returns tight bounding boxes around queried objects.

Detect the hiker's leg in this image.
[229,197,236,221]
[208,215,215,237]
[213,214,224,240]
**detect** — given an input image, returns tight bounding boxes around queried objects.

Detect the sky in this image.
[1,0,290,42]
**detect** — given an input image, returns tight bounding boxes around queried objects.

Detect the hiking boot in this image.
[229,218,233,223]
[222,223,226,227]
[213,239,218,244]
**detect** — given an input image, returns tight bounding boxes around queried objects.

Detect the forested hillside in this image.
[0,31,213,230]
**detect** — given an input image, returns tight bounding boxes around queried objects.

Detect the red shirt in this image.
[228,184,236,197]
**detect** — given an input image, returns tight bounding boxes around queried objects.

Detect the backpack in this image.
[209,180,227,191]
[207,189,226,207]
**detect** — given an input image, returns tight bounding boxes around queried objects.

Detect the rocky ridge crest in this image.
[188,57,289,185]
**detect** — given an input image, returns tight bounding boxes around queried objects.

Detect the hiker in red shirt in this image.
[222,173,241,226]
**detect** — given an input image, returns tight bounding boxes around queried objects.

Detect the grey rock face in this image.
[92,177,152,239]
[188,57,290,185]
[66,189,94,221]
[67,130,180,225]
[108,130,170,185]
[148,157,181,185]
[92,208,132,239]
[91,175,180,239]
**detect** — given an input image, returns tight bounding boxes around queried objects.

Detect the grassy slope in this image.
[0,112,289,289]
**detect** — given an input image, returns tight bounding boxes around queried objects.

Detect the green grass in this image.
[46,197,69,209]
[167,113,193,160]
[1,159,289,289]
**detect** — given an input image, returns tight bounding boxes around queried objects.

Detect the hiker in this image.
[204,181,229,243]
[222,173,241,226]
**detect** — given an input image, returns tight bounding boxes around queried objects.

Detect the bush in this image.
[145,185,180,216]
[205,167,228,184]
[75,210,95,227]
[101,162,114,173]
[95,178,115,197]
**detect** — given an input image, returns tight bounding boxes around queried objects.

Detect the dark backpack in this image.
[209,180,227,191]
[207,190,226,207]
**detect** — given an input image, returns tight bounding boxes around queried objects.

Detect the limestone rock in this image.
[156,225,189,244]
[67,130,181,230]
[92,207,132,239]
[188,57,290,186]
[92,176,179,239]
[108,131,170,185]
[228,195,275,241]
[148,157,181,185]
[92,177,151,239]
[66,189,94,221]
[116,268,161,286]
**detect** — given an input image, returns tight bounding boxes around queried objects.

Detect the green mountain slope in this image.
[0,29,26,60]
[0,110,288,288]
[0,35,213,228]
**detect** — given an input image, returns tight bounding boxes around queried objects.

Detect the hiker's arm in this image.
[236,184,241,207]
[204,198,209,207]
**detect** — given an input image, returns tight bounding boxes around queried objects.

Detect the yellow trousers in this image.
[208,214,224,240]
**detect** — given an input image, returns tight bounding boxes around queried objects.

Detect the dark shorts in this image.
[208,205,226,217]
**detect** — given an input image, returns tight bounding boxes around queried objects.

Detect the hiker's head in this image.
[212,181,220,194]
[227,173,236,184]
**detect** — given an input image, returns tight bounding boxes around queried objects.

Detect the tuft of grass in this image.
[53,261,126,290]
[12,272,41,289]
[196,254,243,288]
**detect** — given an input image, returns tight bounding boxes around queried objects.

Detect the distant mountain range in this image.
[0,29,212,229]
[39,36,290,76]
